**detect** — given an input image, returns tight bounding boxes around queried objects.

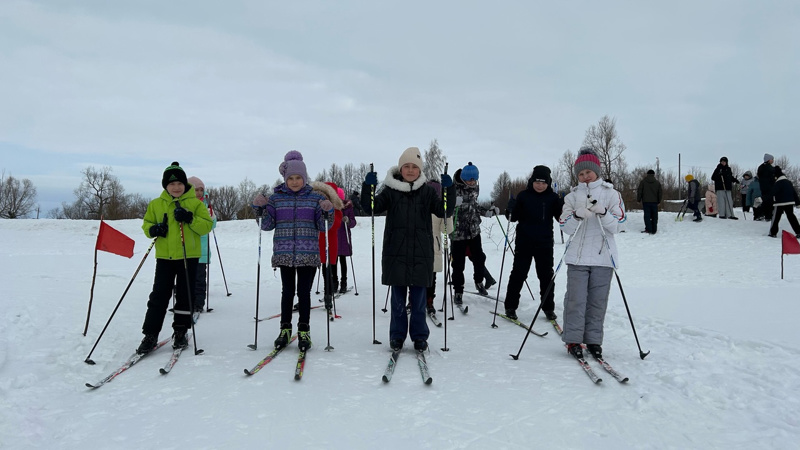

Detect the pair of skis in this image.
[243,336,307,381]
[491,311,548,337]
[382,349,432,385]
[86,334,191,389]
[548,318,628,384]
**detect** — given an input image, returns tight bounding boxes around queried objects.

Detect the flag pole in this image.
[84,229,100,336]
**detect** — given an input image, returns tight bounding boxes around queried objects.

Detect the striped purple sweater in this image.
[261,183,331,267]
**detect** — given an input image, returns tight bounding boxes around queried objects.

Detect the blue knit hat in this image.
[461,162,479,181]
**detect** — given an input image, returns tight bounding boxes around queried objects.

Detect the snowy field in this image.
[2,209,800,449]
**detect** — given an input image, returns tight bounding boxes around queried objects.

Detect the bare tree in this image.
[556,149,577,190]
[490,171,513,206]
[64,166,121,220]
[207,185,238,221]
[424,139,446,181]
[582,115,627,182]
[0,171,38,218]
[236,177,271,219]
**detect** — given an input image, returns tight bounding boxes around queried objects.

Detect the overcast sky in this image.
[1,0,798,214]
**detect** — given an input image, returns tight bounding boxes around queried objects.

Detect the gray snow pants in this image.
[561,264,613,345]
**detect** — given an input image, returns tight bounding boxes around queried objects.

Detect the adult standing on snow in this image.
[636,169,662,234]
[711,156,739,219]
[450,162,499,306]
[758,154,776,222]
[137,162,213,354]
[502,165,563,321]
[360,147,455,352]
[558,147,626,361]
[768,166,800,239]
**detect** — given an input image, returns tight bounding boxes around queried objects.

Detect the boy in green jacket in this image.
[137,162,214,354]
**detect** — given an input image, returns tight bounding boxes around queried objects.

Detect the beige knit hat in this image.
[398,147,423,170]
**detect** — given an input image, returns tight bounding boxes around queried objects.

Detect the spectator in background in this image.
[758,154,776,222]
[711,156,739,219]
[636,169,663,234]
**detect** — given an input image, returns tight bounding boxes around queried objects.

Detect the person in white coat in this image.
[558,147,626,361]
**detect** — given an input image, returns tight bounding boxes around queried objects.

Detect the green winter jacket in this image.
[141,188,214,260]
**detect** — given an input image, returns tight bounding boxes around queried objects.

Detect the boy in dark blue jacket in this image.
[503,165,564,321]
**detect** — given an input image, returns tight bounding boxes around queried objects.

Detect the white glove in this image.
[455,196,464,207]
[754,197,763,208]
[342,216,349,225]
[484,206,500,217]
[574,207,592,219]
[589,202,607,216]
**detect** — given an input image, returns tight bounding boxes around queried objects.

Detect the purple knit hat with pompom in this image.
[279,150,309,184]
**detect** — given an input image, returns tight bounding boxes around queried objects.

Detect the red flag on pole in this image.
[95,220,135,258]
[782,230,800,255]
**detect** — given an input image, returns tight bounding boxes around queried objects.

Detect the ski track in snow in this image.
[2,212,800,449]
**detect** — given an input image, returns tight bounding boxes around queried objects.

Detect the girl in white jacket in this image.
[558,147,626,360]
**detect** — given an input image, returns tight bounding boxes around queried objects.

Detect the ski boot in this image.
[567,343,583,359]
[504,309,518,320]
[544,311,558,321]
[274,323,292,349]
[136,334,158,355]
[297,323,312,351]
[454,293,463,305]
[475,282,488,296]
[390,339,404,351]
[414,340,428,351]
[172,329,188,349]
[586,344,602,359]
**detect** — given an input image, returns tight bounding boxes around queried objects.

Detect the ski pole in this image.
[441,164,451,351]
[323,213,334,351]
[205,196,214,312]
[314,266,321,295]
[381,286,390,313]
[490,211,512,328]
[594,211,650,360]
[369,163,381,345]
[175,202,204,355]
[345,224,359,295]
[510,218,583,360]
[211,229,232,297]
[84,238,158,365]
[247,219,263,350]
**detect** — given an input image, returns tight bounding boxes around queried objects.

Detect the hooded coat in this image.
[636,173,663,204]
[509,174,563,248]
[312,182,344,264]
[360,167,455,286]
[452,168,484,241]
[337,199,357,257]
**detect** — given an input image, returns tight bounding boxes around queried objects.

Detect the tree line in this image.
[3,116,797,219]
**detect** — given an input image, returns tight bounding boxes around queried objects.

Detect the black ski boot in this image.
[484,270,497,290]
[504,309,518,320]
[454,293,463,305]
[414,340,428,351]
[172,329,188,349]
[587,344,602,359]
[274,323,292,349]
[297,323,312,351]
[390,339,403,351]
[475,282,488,296]
[137,334,158,355]
[338,277,348,294]
[544,311,558,321]
[567,343,583,359]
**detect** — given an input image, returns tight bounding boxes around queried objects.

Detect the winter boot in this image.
[454,292,463,305]
[414,340,428,351]
[544,310,558,321]
[274,323,292,349]
[475,282,488,296]
[483,270,497,290]
[567,343,583,360]
[297,323,312,352]
[338,277,348,294]
[172,329,188,350]
[390,339,404,351]
[693,217,703,222]
[587,344,602,359]
[136,334,159,355]
[504,309,518,320]
[330,265,339,294]
[323,294,334,311]
[426,296,436,314]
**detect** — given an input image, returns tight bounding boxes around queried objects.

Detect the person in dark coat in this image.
[768,166,800,238]
[711,156,740,219]
[361,147,455,352]
[503,165,563,321]
[757,154,776,221]
[685,174,702,222]
[747,176,764,221]
[636,169,663,233]
[350,190,366,216]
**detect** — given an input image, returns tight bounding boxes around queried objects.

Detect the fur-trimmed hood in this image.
[311,181,344,210]
[382,165,429,192]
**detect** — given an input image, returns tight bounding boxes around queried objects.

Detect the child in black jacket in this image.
[768,166,800,238]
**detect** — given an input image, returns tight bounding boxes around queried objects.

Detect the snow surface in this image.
[2,210,800,449]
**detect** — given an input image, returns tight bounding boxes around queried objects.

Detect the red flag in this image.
[95,220,135,258]
[782,230,800,255]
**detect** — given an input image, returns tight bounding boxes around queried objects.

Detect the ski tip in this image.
[382,375,390,383]
[294,375,302,381]
[85,383,96,389]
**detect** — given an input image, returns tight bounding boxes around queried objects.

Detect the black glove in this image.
[505,198,517,219]
[174,206,193,224]
[149,223,168,238]
[364,171,378,186]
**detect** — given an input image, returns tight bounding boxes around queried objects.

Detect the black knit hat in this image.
[531,165,552,185]
[162,161,189,189]
[774,166,784,177]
